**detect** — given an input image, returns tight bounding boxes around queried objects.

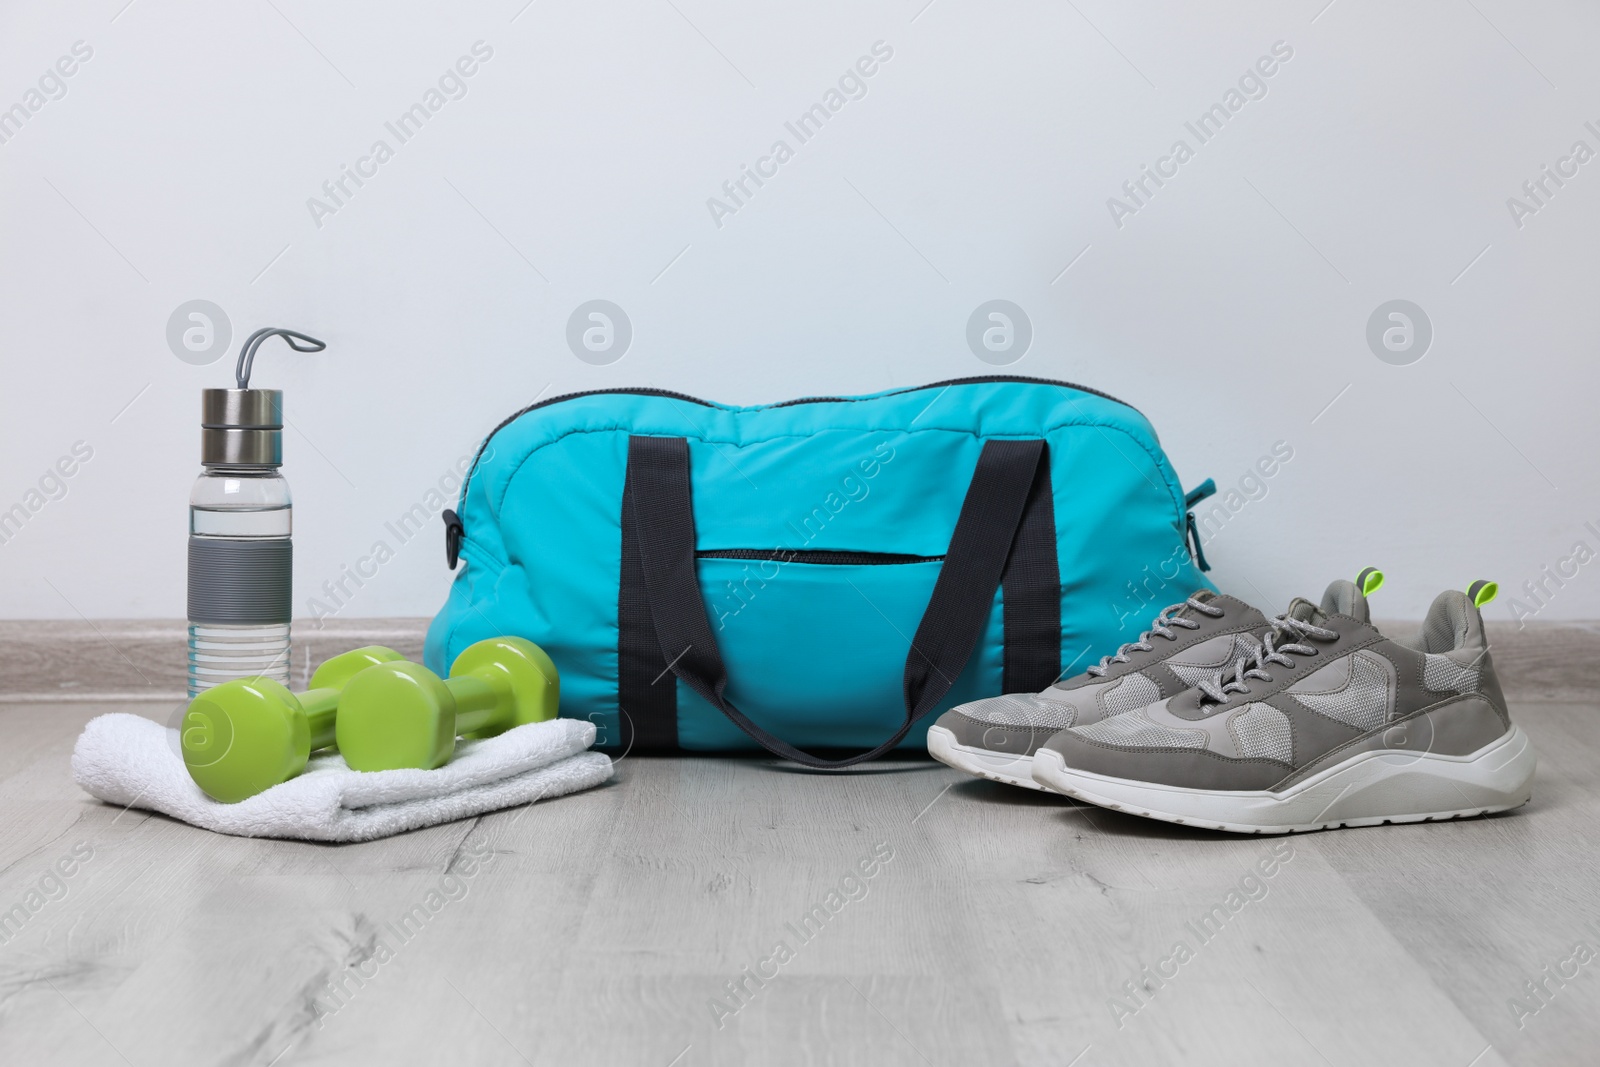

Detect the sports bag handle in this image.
[622,434,1052,768]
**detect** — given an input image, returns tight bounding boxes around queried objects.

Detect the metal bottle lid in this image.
[201,388,283,467]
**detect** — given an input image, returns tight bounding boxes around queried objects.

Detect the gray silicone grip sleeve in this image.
[187,537,292,625]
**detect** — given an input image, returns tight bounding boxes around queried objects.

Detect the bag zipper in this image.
[767,374,1137,411]
[696,548,943,566]
[456,376,1140,513]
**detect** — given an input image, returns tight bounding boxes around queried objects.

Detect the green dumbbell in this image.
[335,637,559,772]
[181,646,408,803]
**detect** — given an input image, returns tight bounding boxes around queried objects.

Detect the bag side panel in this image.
[1047,425,1213,676]
[428,429,630,747]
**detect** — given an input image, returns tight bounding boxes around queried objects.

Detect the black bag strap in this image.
[620,434,1054,768]
[1000,452,1061,693]
[616,461,679,751]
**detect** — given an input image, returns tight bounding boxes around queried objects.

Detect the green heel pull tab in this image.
[1357,567,1385,596]
[1468,580,1498,607]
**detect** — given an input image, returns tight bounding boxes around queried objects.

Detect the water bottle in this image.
[187,328,324,696]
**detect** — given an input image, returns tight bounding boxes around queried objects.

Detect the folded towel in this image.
[71,713,613,842]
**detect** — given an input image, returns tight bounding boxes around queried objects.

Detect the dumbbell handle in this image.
[443,674,510,736]
[298,688,341,750]
[185,685,342,751]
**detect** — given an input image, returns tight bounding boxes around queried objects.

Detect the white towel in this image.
[71,713,613,842]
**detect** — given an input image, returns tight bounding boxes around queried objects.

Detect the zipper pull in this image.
[1185,512,1211,573]
[1183,479,1215,573]
[443,509,464,569]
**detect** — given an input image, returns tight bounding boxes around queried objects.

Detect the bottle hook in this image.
[235,328,327,389]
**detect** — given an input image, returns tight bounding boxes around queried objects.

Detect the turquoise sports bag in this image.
[425,377,1213,767]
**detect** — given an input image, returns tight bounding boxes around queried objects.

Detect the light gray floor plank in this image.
[0,697,1595,1066]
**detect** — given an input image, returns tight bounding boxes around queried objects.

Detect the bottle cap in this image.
[201,388,282,467]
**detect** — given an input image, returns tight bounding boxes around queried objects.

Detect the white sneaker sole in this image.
[1030,724,1537,834]
[926,725,1057,792]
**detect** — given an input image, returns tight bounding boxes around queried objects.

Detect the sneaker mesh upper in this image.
[1422,653,1480,695]
[1289,651,1390,731]
[1228,703,1293,762]
[1100,673,1161,716]
[964,692,1080,730]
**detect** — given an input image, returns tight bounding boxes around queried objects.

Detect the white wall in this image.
[1,0,1595,627]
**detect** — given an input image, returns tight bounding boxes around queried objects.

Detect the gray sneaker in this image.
[1031,582,1536,833]
[927,589,1271,790]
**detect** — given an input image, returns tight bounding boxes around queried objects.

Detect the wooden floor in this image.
[0,686,1595,1067]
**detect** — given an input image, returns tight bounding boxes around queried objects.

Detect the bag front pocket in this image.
[679,553,1000,751]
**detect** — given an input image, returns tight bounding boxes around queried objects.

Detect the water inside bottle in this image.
[187,502,292,696]
[190,502,292,538]
[187,623,292,694]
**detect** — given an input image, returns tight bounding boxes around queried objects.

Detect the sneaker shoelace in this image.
[1084,597,1225,679]
[1195,613,1337,706]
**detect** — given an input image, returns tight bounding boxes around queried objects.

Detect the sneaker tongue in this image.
[1318,578,1371,623]
[1172,589,1216,618]
[1285,597,1327,625]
